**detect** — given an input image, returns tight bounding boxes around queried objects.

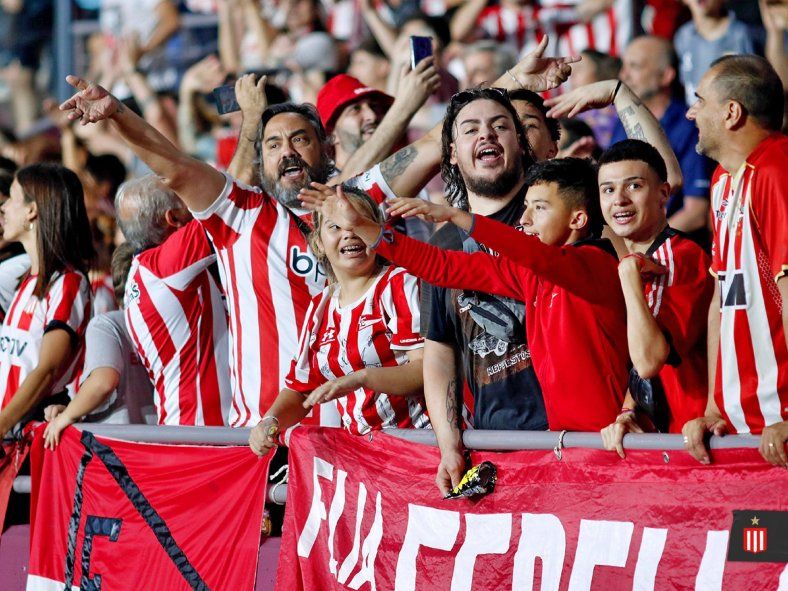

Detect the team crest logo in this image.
[743,517,767,554]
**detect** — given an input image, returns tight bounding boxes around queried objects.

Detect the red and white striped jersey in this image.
[286,266,429,435]
[642,228,713,432]
[192,172,394,428]
[476,5,547,56]
[192,175,326,428]
[476,1,636,58]
[124,220,232,426]
[0,270,91,408]
[91,273,117,317]
[541,0,636,58]
[710,134,788,434]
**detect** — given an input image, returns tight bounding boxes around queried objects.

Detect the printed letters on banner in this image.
[277,426,788,591]
[26,426,271,591]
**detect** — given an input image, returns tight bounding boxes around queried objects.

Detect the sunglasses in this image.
[450,87,509,108]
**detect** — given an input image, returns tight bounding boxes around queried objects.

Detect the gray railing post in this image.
[54,0,73,102]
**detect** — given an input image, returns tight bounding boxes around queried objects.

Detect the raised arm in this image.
[301,186,524,300]
[545,80,683,192]
[332,58,441,184]
[450,0,488,43]
[227,74,268,185]
[359,0,398,57]
[349,37,578,198]
[60,76,225,212]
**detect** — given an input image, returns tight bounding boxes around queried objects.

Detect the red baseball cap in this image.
[316,74,394,133]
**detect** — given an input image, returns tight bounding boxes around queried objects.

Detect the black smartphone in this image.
[410,36,433,69]
[213,84,241,115]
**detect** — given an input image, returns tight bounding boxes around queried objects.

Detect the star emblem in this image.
[751,516,760,526]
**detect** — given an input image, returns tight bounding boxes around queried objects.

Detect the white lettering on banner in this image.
[511,513,566,591]
[451,514,512,591]
[297,457,384,589]
[327,469,348,575]
[297,457,333,557]
[695,531,729,591]
[632,527,668,591]
[568,520,634,591]
[394,504,460,591]
[295,458,756,589]
[346,492,383,590]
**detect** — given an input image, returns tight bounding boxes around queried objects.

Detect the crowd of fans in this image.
[0,0,785,504]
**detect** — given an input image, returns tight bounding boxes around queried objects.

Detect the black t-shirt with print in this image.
[421,190,547,431]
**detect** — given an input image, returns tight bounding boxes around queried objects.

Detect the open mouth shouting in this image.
[475,143,504,167]
[278,156,309,184]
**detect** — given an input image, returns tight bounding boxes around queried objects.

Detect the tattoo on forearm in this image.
[445,378,460,430]
[619,106,646,140]
[380,145,417,184]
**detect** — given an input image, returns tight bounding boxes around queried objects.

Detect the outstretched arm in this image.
[545,79,683,193]
[359,37,579,198]
[300,185,524,300]
[60,75,225,212]
[332,58,441,184]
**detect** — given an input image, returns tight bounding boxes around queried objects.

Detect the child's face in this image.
[519,182,581,247]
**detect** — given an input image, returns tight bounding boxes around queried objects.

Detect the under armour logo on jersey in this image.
[320,327,337,346]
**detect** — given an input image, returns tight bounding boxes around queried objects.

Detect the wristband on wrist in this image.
[616,408,636,422]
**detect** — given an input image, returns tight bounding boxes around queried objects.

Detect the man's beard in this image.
[336,124,376,157]
[259,154,334,208]
[463,164,522,199]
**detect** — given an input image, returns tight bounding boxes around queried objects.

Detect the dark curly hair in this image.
[440,87,535,210]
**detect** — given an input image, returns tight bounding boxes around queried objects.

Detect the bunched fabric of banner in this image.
[25,425,272,591]
[278,426,788,591]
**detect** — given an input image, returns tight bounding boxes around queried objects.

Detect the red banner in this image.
[277,427,788,591]
[27,426,271,591]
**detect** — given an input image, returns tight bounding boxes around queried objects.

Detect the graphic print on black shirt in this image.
[423,192,547,431]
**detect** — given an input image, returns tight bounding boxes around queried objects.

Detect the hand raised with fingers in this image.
[509,36,581,92]
[235,74,268,119]
[59,75,121,125]
[386,197,455,223]
[300,184,366,230]
[544,79,619,119]
[182,55,226,94]
[396,57,441,111]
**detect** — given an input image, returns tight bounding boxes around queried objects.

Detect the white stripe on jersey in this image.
[739,188,781,427]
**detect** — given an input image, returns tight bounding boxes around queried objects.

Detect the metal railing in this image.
[13,424,760,500]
